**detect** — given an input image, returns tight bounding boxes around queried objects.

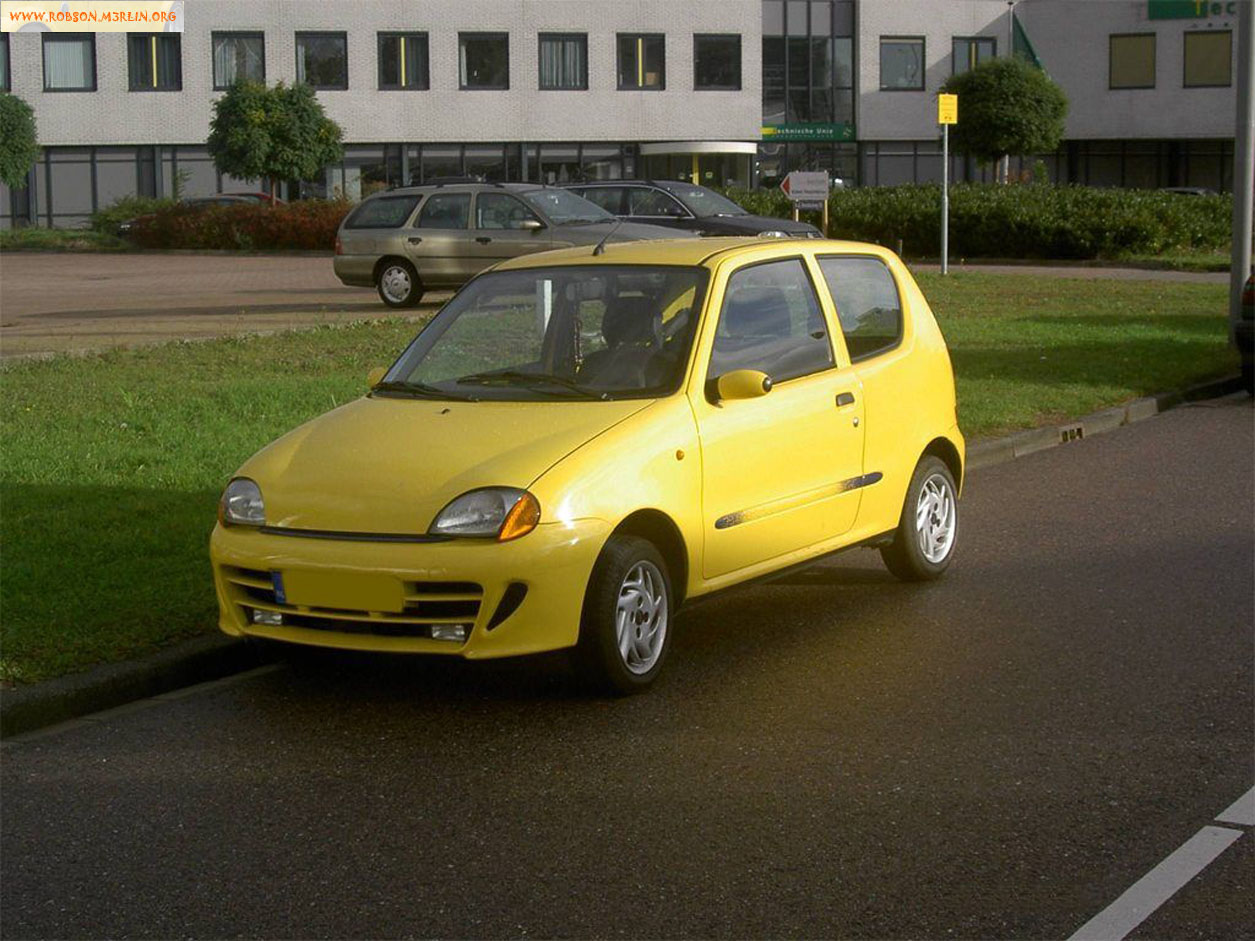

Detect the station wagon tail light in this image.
[220,478,265,526]
[429,488,541,541]
[334,236,343,255]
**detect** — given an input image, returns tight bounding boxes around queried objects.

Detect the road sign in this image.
[780,171,829,203]
[938,94,958,125]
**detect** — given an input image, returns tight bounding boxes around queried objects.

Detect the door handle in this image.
[407,236,422,244]
[476,236,492,244]
[835,392,856,407]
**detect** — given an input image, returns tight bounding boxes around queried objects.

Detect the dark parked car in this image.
[563,180,822,239]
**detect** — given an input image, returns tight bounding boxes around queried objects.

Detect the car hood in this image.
[553,220,698,243]
[237,396,653,535]
[696,214,821,236]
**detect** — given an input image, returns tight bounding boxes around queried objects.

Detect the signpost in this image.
[780,170,830,235]
[937,93,958,275]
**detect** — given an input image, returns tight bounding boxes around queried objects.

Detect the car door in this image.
[405,191,475,285]
[691,255,866,580]
[468,192,554,267]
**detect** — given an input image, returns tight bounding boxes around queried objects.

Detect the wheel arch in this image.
[921,436,964,494]
[610,509,690,607]
[372,254,419,284]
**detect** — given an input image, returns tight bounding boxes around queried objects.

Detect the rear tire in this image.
[576,535,673,695]
[376,259,423,308]
[881,456,959,582]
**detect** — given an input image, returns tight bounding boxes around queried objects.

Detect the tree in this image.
[0,93,40,191]
[207,81,343,202]
[940,58,1068,180]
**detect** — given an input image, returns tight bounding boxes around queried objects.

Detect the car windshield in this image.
[383,265,709,401]
[658,184,749,218]
[520,189,615,225]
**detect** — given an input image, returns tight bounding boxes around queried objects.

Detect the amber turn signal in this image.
[498,492,541,542]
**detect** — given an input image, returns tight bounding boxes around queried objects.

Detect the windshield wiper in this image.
[372,380,478,402]
[455,370,612,400]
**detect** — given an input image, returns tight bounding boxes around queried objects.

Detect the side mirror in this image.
[367,366,387,389]
[714,369,773,402]
[519,219,545,231]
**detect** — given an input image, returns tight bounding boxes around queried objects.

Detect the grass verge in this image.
[0,228,130,252]
[0,275,1235,683]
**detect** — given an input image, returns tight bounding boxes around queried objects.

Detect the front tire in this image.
[576,535,673,695]
[881,456,959,581]
[376,259,423,308]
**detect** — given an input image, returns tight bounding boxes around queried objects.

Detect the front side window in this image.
[710,258,834,383]
[43,33,95,91]
[539,33,587,90]
[475,193,542,230]
[378,32,429,90]
[417,193,471,229]
[1183,30,1231,87]
[128,33,182,91]
[296,32,348,89]
[618,33,665,90]
[952,36,995,75]
[460,33,509,89]
[1109,34,1155,89]
[212,32,264,88]
[385,266,707,399]
[817,256,903,361]
[628,188,687,218]
[694,34,741,90]
[879,36,924,90]
[345,195,421,229]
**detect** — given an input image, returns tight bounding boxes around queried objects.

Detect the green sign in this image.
[761,123,855,142]
[1149,0,1238,19]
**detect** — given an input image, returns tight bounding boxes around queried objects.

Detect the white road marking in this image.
[1069,825,1245,941]
[1214,786,1255,827]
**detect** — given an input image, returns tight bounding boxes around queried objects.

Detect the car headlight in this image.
[220,477,264,526]
[429,487,541,541]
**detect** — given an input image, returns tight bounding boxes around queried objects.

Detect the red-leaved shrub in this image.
[128,200,352,251]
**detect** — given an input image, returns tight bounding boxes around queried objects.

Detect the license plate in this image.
[280,570,405,614]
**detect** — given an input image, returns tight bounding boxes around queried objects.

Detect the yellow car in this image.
[211,237,963,693]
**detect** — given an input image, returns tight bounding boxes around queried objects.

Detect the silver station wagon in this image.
[334,182,693,307]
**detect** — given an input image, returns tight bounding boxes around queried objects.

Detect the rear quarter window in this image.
[345,195,421,229]
[816,255,903,361]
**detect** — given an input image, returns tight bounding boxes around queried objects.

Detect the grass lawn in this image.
[0,274,1234,684]
[0,228,130,252]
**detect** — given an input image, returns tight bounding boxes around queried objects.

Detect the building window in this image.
[42,33,96,91]
[880,37,924,90]
[1109,34,1155,89]
[1183,30,1231,87]
[618,33,665,90]
[212,32,264,88]
[538,33,587,90]
[378,32,428,90]
[0,34,9,92]
[952,36,995,75]
[459,33,509,90]
[128,34,182,91]
[296,32,348,89]
[694,34,741,90]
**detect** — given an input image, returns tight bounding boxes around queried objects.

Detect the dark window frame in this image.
[41,32,97,93]
[377,31,430,91]
[693,33,742,91]
[815,253,906,364]
[1108,33,1156,90]
[0,34,10,93]
[537,32,588,90]
[459,32,510,91]
[127,33,182,92]
[878,35,925,92]
[617,32,666,91]
[211,31,266,90]
[295,30,349,90]
[951,35,995,76]
[1183,29,1232,88]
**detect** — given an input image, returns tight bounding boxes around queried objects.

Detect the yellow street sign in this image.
[938,93,958,125]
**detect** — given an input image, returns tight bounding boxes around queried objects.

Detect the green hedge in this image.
[127,199,351,251]
[722,184,1233,259]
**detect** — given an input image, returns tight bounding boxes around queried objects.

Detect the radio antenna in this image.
[592,218,624,256]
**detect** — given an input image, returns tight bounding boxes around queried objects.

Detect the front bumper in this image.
[210,518,611,659]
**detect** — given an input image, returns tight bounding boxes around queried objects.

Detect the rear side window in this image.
[710,258,834,383]
[345,195,420,229]
[579,187,627,214]
[417,193,471,229]
[817,256,903,361]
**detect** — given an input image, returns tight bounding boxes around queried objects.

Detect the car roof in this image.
[491,236,887,271]
[375,182,548,197]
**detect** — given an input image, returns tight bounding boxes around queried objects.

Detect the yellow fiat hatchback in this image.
[211,237,963,693]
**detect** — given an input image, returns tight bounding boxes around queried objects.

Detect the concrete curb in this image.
[966,375,1244,471]
[0,635,275,738]
[1,373,1243,739]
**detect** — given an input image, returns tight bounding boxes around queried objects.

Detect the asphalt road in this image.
[2,396,1251,939]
